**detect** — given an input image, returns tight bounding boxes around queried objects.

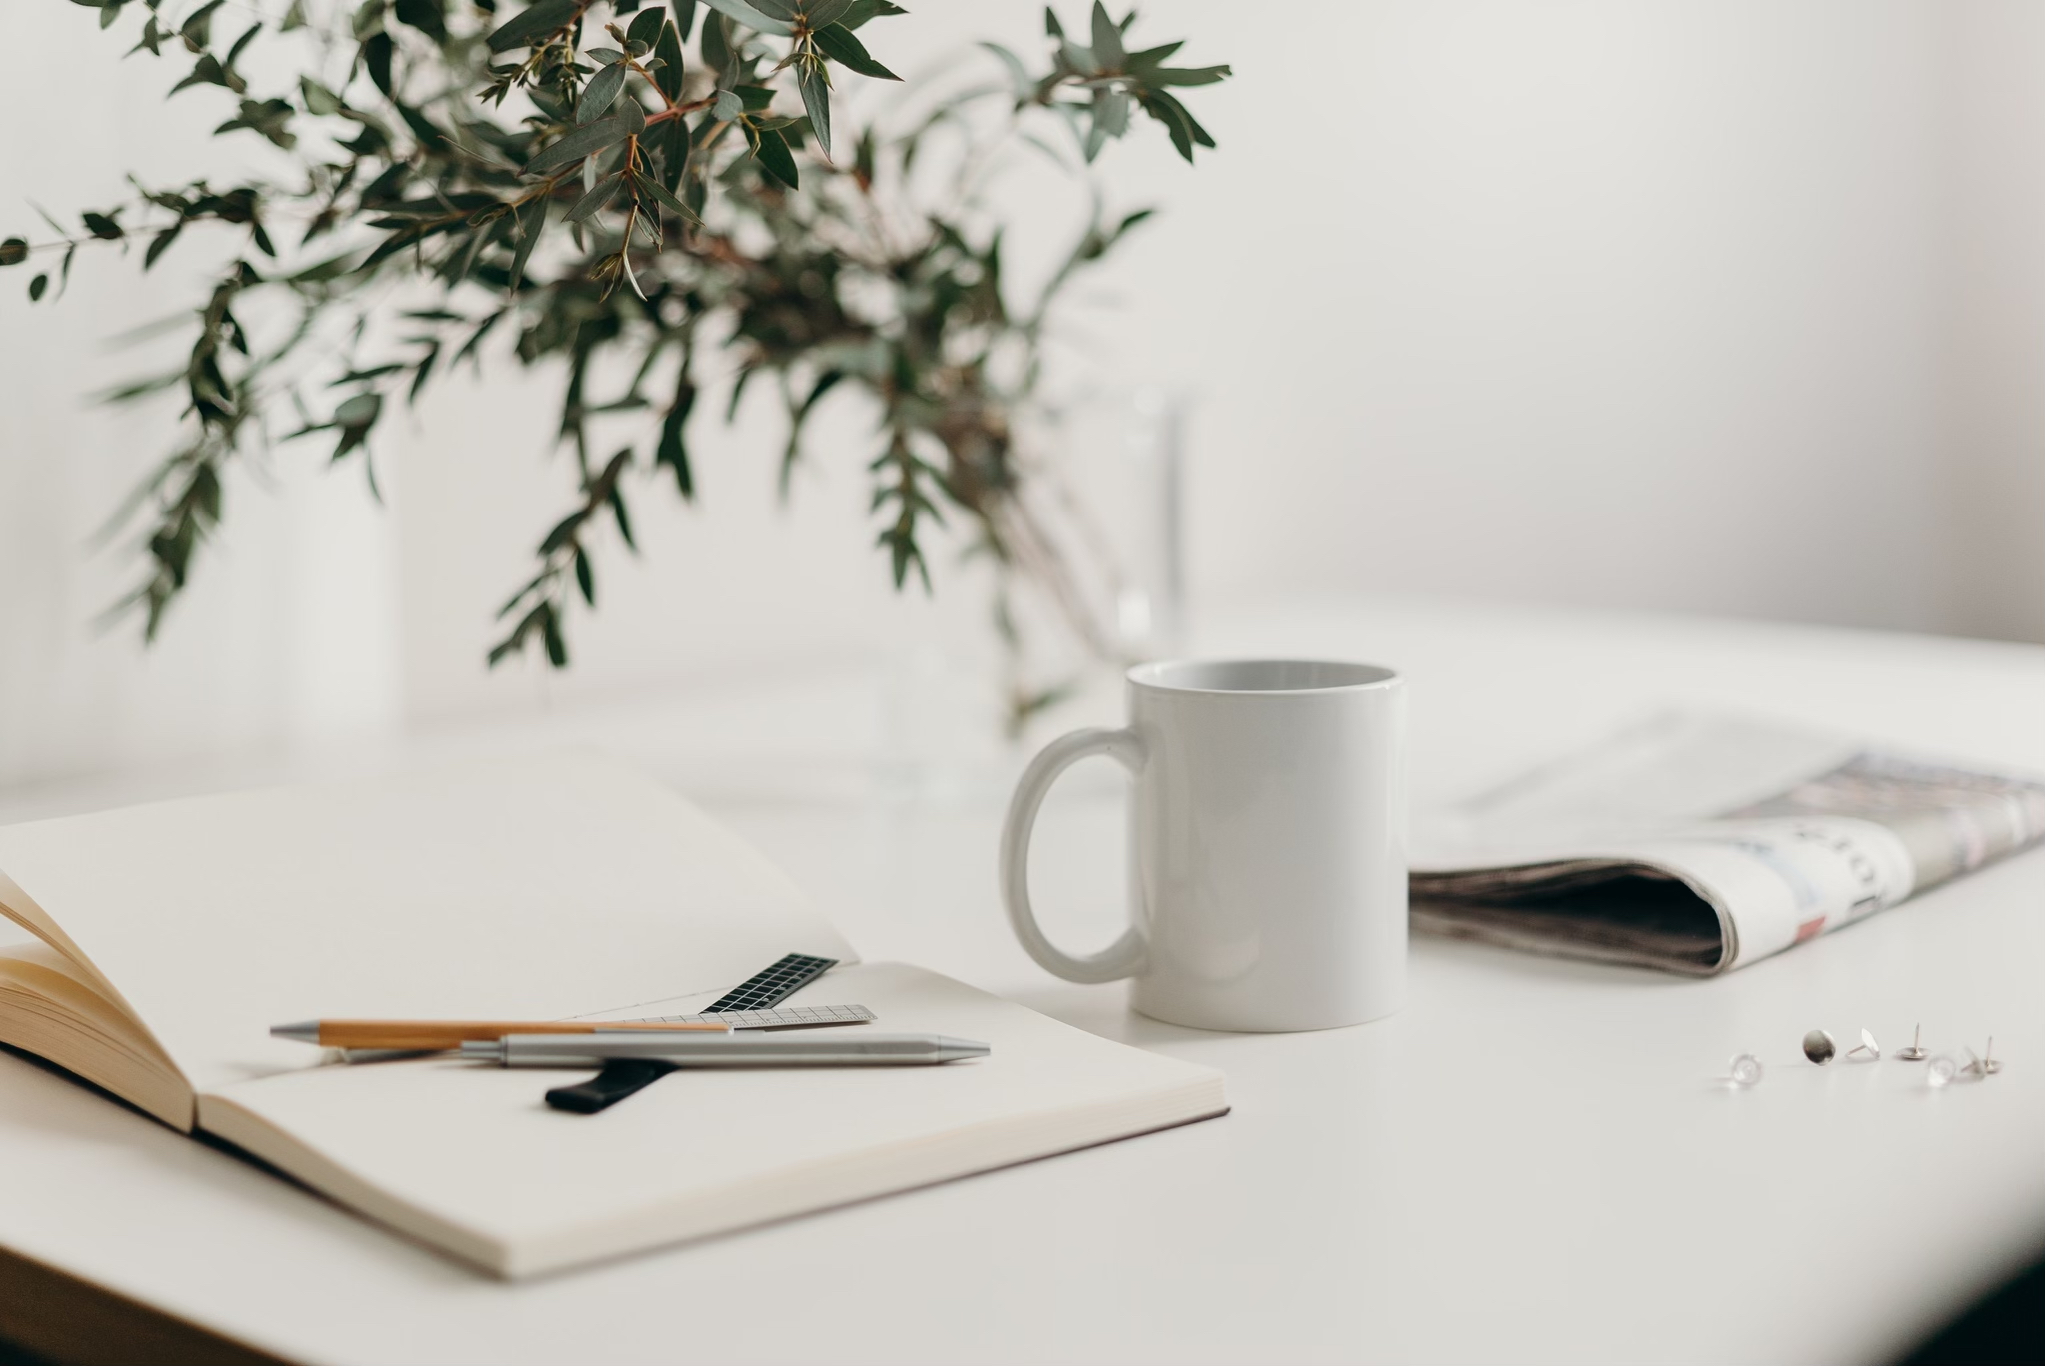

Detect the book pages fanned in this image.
[1412,712,2045,973]
[0,750,1228,1276]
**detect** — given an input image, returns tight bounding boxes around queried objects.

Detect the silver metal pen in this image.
[460,1032,990,1067]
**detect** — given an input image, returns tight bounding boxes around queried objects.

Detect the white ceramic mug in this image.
[1000,659,1407,1032]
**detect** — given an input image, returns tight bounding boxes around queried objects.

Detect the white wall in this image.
[0,3,401,788]
[1945,1,2045,644]
[3,1,2040,788]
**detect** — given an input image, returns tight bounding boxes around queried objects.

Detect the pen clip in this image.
[544,1058,677,1114]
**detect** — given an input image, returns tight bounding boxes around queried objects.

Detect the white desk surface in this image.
[6,595,2045,1365]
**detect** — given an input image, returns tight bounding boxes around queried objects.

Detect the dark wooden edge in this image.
[0,1244,299,1366]
[1894,1234,2045,1364]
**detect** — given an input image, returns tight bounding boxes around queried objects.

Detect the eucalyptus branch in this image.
[7,0,1229,677]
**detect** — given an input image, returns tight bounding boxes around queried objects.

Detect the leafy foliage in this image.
[8,0,1227,673]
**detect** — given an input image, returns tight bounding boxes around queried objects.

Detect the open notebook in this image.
[0,752,1226,1277]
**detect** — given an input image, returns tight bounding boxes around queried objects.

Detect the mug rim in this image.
[1127,657,1400,696]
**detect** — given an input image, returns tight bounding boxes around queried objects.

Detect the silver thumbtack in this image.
[1895,1025,1927,1061]
[1964,1038,2002,1077]
[1927,1054,1959,1088]
[1729,1053,1764,1087]
[1847,1028,1881,1061]
[1803,1029,1837,1065]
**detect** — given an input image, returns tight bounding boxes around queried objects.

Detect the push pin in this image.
[1895,1025,1927,1061]
[1729,1053,1764,1087]
[1963,1038,2002,1077]
[1847,1028,1881,1061]
[1802,1029,1837,1065]
[1927,1054,1959,1088]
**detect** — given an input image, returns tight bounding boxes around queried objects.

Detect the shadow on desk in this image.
[1897,1243,2045,1365]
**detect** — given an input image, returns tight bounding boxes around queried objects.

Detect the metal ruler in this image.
[547,953,860,1114]
[614,1003,874,1031]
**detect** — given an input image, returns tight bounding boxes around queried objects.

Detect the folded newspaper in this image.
[1411,712,2045,975]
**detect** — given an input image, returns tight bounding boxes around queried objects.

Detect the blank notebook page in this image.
[199,963,1227,1277]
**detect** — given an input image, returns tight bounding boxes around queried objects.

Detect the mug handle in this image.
[1000,726,1149,984]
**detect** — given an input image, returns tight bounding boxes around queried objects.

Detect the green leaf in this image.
[674,0,699,41]
[0,238,25,268]
[393,0,445,41]
[538,511,586,555]
[1148,64,1230,87]
[1090,2,1124,68]
[564,175,622,223]
[713,87,743,120]
[796,58,831,159]
[701,0,793,36]
[224,22,262,74]
[335,392,381,428]
[1137,88,1214,161]
[350,0,386,41]
[1044,6,1063,39]
[609,486,636,550]
[363,32,395,96]
[804,0,854,27]
[653,114,690,190]
[170,54,231,96]
[980,41,1028,97]
[838,1,905,30]
[656,363,697,498]
[542,607,568,666]
[81,212,125,241]
[182,0,225,48]
[579,61,627,121]
[508,197,547,288]
[625,6,665,51]
[144,223,184,269]
[812,22,898,79]
[525,114,637,174]
[702,10,731,68]
[28,273,48,302]
[1124,41,1182,69]
[485,0,576,53]
[573,548,595,605]
[1094,86,1129,137]
[407,340,441,404]
[631,168,694,220]
[217,97,299,150]
[752,125,799,187]
[653,17,687,101]
[299,75,344,115]
[489,604,546,666]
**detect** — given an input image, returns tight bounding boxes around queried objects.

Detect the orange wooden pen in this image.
[268,1018,732,1050]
